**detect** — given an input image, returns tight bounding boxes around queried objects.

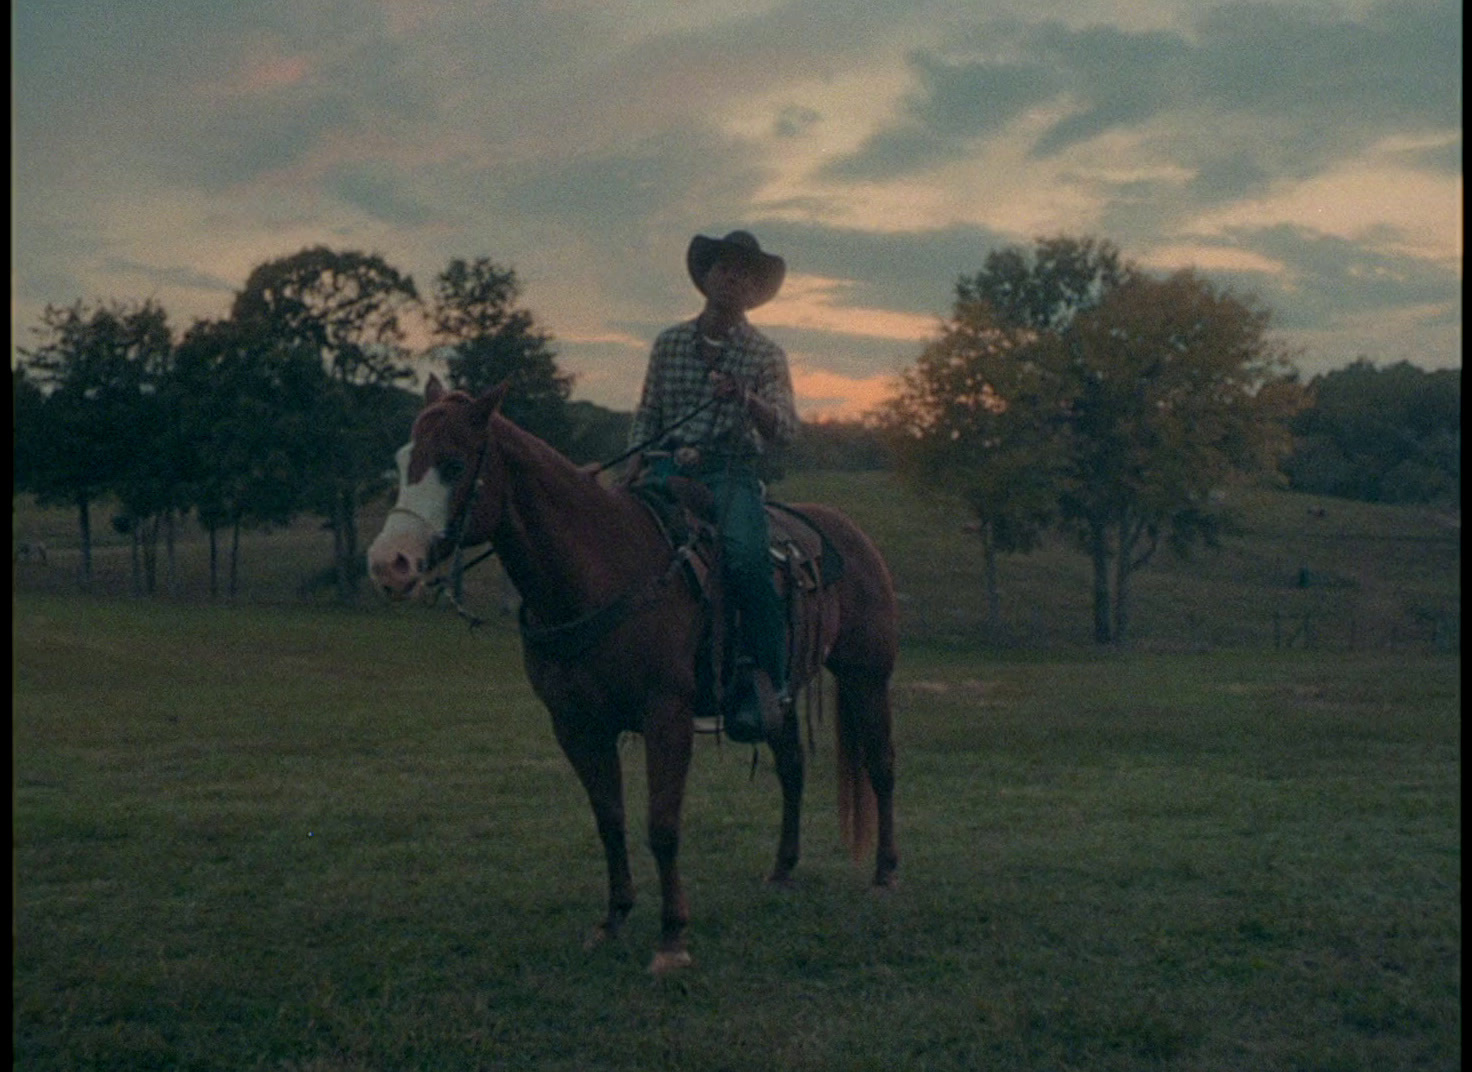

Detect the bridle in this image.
[388,390,728,631]
[386,436,500,625]
[428,438,495,573]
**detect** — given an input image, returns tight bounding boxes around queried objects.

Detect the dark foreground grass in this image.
[14,594,1461,1071]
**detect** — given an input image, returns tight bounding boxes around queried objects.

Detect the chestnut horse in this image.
[366,377,898,972]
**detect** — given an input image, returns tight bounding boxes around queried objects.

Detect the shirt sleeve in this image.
[757,342,800,449]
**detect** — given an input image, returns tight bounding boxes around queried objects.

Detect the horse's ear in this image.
[425,374,447,404]
[470,379,512,427]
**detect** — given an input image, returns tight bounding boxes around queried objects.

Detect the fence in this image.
[1271,607,1460,654]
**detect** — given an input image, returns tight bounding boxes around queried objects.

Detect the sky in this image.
[11,0,1462,419]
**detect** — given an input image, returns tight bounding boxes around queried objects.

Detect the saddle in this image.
[631,477,845,725]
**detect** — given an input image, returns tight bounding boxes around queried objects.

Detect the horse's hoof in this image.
[648,949,693,975]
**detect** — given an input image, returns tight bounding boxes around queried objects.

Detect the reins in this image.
[419,399,720,633]
[412,435,499,629]
[586,395,721,476]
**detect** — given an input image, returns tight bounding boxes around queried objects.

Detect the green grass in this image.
[11,472,1460,652]
[776,472,1459,651]
[14,593,1461,1071]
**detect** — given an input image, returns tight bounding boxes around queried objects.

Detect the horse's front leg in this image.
[768,704,804,885]
[560,733,635,947]
[643,692,694,973]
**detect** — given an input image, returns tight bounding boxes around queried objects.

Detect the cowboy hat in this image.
[686,230,786,308]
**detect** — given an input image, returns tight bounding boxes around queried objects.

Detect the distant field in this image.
[11,471,1460,652]
[13,593,1461,1071]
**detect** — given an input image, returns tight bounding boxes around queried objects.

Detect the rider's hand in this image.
[709,371,746,403]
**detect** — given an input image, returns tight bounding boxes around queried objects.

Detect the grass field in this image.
[14,592,1461,1071]
[11,471,1461,652]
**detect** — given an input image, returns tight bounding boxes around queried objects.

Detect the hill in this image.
[11,471,1459,652]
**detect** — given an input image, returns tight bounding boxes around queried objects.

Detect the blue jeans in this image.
[703,468,787,692]
[645,455,787,690]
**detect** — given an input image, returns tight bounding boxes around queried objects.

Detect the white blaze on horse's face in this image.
[366,438,455,598]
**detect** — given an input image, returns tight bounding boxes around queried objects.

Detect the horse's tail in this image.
[834,669,886,864]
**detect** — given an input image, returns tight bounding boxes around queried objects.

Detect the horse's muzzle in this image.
[369,549,429,599]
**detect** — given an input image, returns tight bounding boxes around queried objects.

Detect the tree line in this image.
[873,235,1458,645]
[14,237,1458,640]
[12,247,619,601]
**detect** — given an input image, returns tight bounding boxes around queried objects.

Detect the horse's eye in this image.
[438,457,466,483]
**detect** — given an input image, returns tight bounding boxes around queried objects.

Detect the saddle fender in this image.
[630,482,845,724]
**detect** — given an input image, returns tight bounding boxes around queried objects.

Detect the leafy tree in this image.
[17,299,174,586]
[105,301,181,596]
[882,236,1304,646]
[13,367,47,500]
[787,420,891,472]
[427,257,572,448]
[880,300,1068,631]
[173,317,328,597]
[1288,359,1459,505]
[957,234,1129,332]
[232,247,418,602]
[882,236,1124,634]
[561,400,633,466]
[1060,270,1303,643]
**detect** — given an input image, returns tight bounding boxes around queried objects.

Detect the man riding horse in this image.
[365,235,899,967]
[627,230,800,743]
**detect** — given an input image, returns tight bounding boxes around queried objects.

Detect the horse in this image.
[366,376,898,973]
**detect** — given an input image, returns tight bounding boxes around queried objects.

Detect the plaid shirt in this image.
[629,319,798,456]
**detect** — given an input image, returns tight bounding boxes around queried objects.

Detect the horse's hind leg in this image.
[561,735,635,946]
[768,709,804,885]
[836,668,899,889]
[867,679,899,890]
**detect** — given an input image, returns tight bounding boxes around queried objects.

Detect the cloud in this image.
[100,259,237,295]
[1243,224,1460,317]
[823,0,1461,198]
[1186,151,1463,265]
[10,0,1461,416]
[758,273,938,341]
[325,164,439,228]
[774,105,823,138]
[1136,244,1288,277]
[744,220,1016,315]
[824,51,1060,180]
[789,362,900,419]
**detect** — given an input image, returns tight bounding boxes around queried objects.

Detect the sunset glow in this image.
[12,0,1460,419]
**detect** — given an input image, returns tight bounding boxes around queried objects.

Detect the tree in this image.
[17,299,174,587]
[787,420,891,472]
[1288,359,1459,505]
[427,257,572,448]
[561,400,633,466]
[13,367,47,501]
[174,317,326,597]
[102,300,181,597]
[1059,270,1304,643]
[880,300,1067,632]
[957,234,1129,332]
[882,236,1125,635]
[232,247,419,602]
[881,236,1305,646]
